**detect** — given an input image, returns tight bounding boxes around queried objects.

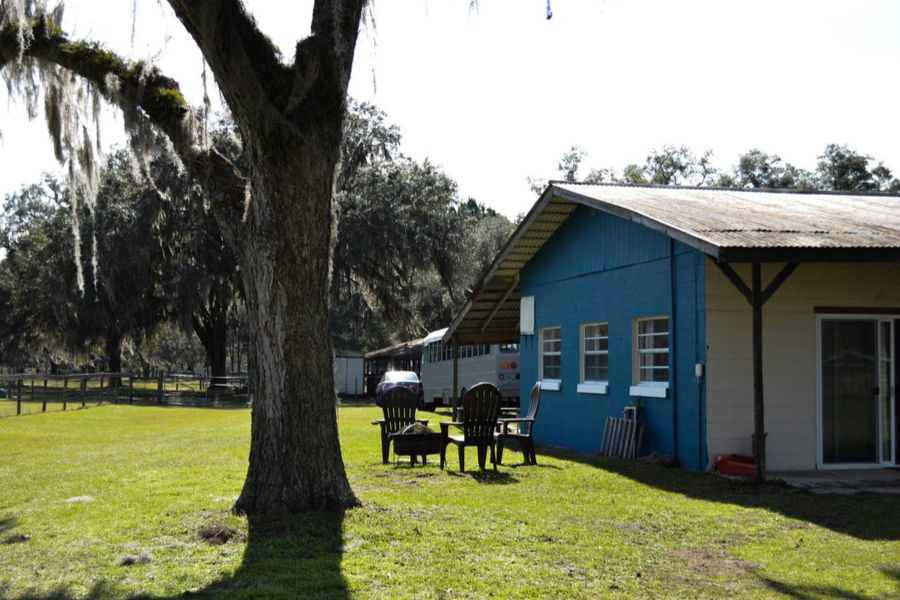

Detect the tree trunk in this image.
[192,282,229,380]
[233,115,358,515]
[106,334,122,386]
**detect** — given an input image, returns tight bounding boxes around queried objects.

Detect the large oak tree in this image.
[1,0,367,514]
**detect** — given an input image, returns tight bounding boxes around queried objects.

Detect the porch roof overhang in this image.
[443,182,900,345]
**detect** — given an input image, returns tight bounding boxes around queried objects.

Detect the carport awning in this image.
[442,193,578,345]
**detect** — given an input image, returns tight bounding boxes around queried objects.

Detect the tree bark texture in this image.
[234,130,356,514]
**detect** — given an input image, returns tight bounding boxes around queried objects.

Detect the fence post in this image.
[80,377,87,408]
[17,378,22,415]
[42,377,48,412]
[63,377,69,411]
[30,376,35,405]
[99,376,105,404]
[113,375,119,404]
[129,376,134,404]
[157,372,165,405]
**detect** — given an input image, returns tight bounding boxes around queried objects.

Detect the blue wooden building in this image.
[443,183,900,475]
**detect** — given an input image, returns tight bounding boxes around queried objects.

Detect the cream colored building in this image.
[707,262,900,471]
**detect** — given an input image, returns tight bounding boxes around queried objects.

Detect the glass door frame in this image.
[816,314,897,469]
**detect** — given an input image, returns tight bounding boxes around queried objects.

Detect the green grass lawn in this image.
[0,403,898,599]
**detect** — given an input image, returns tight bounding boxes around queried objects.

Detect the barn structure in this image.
[363,338,424,397]
[334,349,365,396]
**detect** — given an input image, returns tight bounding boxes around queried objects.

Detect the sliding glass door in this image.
[880,321,893,465]
[820,317,896,467]
[821,319,878,465]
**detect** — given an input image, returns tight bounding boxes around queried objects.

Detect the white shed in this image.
[334,349,365,396]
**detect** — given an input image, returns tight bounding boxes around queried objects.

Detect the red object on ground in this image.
[717,453,756,477]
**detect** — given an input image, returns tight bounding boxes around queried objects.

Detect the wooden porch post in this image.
[451,335,460,418]
[751,263,766,481]
[714,261,800,482]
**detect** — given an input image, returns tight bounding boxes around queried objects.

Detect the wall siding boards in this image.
[519,205,707,470]
[705,261,900,471]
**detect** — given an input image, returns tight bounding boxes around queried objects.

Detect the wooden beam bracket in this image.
[479,275,519,334]
[715,261,800,307]
[714,262,752,304]
[761,262,800,305]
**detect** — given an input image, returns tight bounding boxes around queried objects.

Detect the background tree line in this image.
[0,102,515,373]
[533,143,900,193]
[4,101,897,376]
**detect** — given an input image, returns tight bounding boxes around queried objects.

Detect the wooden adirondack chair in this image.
[497,382,541,465]
[375,387,427,464]
[439,382,503,472]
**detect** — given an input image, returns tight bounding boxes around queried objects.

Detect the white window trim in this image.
[539,326,562,387]
[577,382,608,395]
[632,316,670,388]
[580,322,609,380]
[579,322,609,395]
[629,383,668,398]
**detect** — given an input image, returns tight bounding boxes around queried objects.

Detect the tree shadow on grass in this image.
[502,461,563,471]
[543,446,900,542]
[756,570,900,600]
[4,512,352,600]
[0,516,18,535]
[444,470,519,485]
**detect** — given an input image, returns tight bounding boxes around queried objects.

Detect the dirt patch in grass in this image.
[119,552,151,566]
[659,545,761,595]
[199,525,238,545]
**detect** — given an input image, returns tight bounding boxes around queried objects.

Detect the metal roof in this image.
[443,183,900,345]
[424,328,449,345]
[555,183,900,262]
[364,338,424,361]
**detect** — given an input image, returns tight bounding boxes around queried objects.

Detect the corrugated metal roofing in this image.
[443,183,900,345]
[555,183,900,252]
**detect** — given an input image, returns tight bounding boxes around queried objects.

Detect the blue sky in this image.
[1,0,899,219]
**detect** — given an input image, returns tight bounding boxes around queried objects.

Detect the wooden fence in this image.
[0,373,251,418]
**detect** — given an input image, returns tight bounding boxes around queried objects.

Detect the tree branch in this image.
[165,0,293,119]
[311,0,367,83]
[165,0,367,132]
[0,17,247,245]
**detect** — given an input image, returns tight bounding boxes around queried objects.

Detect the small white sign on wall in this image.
[521,296,535,335]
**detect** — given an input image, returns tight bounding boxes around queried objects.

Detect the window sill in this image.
[577,382,608,395]
[629,384,668,399]
[541,380,561,392]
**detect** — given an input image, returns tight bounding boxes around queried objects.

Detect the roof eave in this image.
[441,184,560,345]
[551,185,722,260]
[717,246,900,263]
